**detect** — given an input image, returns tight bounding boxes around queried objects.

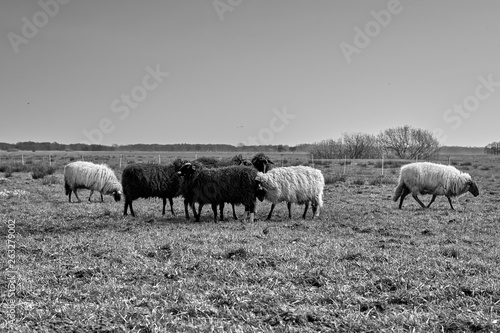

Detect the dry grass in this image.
[1,154,500,332]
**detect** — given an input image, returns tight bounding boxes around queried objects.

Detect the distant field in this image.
[1,152,500,331]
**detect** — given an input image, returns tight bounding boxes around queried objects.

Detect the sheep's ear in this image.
[191,165,196,171]
[266,159,274,164]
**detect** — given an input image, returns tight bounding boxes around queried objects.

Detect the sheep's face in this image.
[233,155,253,166]
[172,158,189,172]
[255,181,266,202]
[251,154,274,173]
[178,163,196,177]
[113,190,122,202]
[255,174,272,202]
[468,180,479,197]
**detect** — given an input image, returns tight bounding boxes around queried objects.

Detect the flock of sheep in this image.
[63,153,480,221]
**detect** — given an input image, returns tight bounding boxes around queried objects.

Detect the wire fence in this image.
[0,151,493,184]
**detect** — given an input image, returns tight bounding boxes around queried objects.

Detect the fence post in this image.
[120,154,123,168]
[343,155,347,175]
[381,154,384,176]
[311,154,314,168]
[448,156,451,165]
[158,154,161,164]
[49,155,52,166]
[22,154,24,165]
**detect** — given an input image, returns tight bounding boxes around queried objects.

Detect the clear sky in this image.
[1,0,499,147]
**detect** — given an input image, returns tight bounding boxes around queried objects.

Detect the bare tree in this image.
[342,132,380,159]
[309,138,344,159]
[378,125,440,159]
[485,141,500,154]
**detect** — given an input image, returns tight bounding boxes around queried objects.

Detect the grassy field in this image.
[1,152,500,332]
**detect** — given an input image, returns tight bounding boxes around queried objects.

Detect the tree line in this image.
[308,125,441,160]
[484,142,500,154]
[0,141,299,153]
[1,125,452,159]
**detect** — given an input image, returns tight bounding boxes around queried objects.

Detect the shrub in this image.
[352,178,365,186]
[10,163,30,173]
[41,174,60,185]
[369,175,398,186]
[324,174,347,184]
[460,162,472,166]
[4,166,13,178]
[31,165,57,179]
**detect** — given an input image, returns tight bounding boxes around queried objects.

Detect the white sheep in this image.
[393,162,479,210]
[255,165,325,220]
[64,161,122,202]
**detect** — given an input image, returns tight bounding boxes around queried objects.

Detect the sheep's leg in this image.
[411,193,426,208]
[68,189,72,203]
[88,190,93,202]
[311,203,318,219]
[231,203,238,220]
[427,194,437,208]
[169,198,175,216]
[211,203,219,222]
[124,200,135,217]
[184,199,190,220]
[219,203,225,221]
[266,204,276,220]
[129,202,135,217]
[302,202,309,219]
[398,186,410,209]
[73,189,82,202]
[446,196,455,210]
[100,193,104,202]
[192,203,202,222]
[245,204,255,223]
[287,202,292,219]
[162,197,166,215]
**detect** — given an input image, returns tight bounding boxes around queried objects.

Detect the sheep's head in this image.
[232,155,253,166]
[172,158,189,172]
[178,163,196,177]
[255,173,268,202]
[113,190,122,202]
[467,180,479,197]
[251,153,274,173]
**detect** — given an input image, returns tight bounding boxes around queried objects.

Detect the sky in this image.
[1,0,499,147]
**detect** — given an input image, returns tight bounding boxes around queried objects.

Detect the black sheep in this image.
[122,158,189,217]
[177,163,258,222]
[193,154,251,220]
